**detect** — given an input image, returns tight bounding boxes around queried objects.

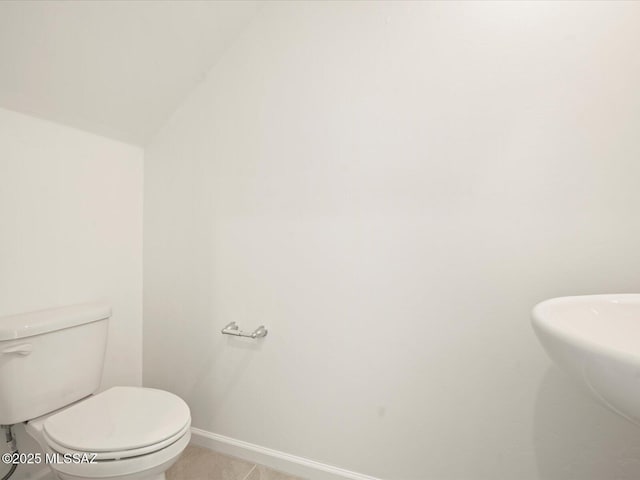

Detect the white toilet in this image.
[0,303,190,480]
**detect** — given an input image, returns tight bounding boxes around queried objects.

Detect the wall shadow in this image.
[534,367,640,479]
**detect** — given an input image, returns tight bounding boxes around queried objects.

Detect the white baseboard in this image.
[190,427,383,480]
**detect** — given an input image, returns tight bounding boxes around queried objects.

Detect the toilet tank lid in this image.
[0,303,111,341]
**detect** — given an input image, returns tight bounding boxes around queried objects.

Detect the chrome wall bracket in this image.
[221,321,268,339]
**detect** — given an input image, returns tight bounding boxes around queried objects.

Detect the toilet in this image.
[0,303,190,480]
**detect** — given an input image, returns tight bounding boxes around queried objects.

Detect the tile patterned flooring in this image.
[167,445,304,480]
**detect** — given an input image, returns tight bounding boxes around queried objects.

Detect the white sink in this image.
[532,294,640,425]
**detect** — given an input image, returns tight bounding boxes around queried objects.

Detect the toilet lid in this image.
[43,387,190,453]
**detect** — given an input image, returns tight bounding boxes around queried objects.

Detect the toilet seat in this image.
[44,421,191,460]
[42,386,190,460]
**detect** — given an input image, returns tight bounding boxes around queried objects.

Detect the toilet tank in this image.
[0,303,111,424]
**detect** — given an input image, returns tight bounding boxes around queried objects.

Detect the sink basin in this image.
[532,294,640,425]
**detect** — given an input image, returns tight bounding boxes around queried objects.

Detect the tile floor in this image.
[167,445,304,480]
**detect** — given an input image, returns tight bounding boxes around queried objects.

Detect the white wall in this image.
[0,107,144,389]
[0,1,258,145]
[144,2,640,479]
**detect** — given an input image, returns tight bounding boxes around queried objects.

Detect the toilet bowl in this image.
[26,386,191,480]
[0,303,191,480]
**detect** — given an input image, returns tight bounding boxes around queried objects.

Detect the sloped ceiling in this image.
[0,1,257,145]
